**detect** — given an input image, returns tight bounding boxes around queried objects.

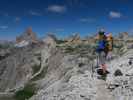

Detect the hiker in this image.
[95,30,108,74]
[105,33,113,61]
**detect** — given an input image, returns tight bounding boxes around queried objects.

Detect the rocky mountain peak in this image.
[15,27,38,47]
[16,27,38,43]
[119,32,129,40]
[66,33,81,44]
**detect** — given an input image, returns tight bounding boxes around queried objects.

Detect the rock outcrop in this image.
[119,32,129,40]
[0,44,44,93]
[66,33,81,44]
[43,33,57,48]
[29,46,133,100]
[15,27,38,47]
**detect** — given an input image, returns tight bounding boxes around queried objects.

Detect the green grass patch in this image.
[64,46,75,53]
[14,83,36,100]
[56,40,66,44]
[0,44,14,49]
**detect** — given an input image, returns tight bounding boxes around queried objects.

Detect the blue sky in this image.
[0,0,133,40]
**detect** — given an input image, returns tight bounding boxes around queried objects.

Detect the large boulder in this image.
[114,69,123,76]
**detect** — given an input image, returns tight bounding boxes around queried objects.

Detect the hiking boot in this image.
[97,68,110,75]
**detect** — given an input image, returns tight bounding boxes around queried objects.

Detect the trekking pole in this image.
[96,53,99,68]
[91,52,98,78]
[91,50,94,78]
[91,61,94,78]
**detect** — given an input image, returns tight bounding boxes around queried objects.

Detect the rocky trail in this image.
[95,80,114,100]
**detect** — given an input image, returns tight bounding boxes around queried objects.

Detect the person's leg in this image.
[106,51,112,61]
[101,51,107,73]
[98,52,102,67]
[97,53,100,67]
[95,49,100,68]
[106,52,109,61]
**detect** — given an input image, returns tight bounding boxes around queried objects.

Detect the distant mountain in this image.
[15,27,38,47]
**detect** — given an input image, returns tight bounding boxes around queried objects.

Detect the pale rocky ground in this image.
[29,47,133,100]
[0,34,132,100]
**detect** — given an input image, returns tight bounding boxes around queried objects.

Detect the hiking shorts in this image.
[98,51,106,65]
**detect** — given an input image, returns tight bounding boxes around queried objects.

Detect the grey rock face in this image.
[0,45,42,92]
[30,48,133,100]
[0,49,11,61]
[29,45,97,100]
[106,50,133,100]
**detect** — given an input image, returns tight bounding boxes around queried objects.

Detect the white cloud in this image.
[29,11,42,16]
[0,26,8,30]
[109,11,122,18]
[47,5,66,13]
[79,18,96,23]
